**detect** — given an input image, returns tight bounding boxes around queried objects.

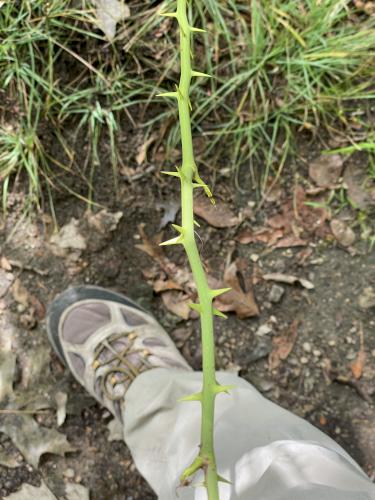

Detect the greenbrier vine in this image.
[157,1,231,498]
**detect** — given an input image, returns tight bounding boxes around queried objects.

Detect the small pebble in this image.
[328,339,336,346]
[64,468,75,479]
[250,254,259,262]
[255,324,272,336]
[300,356,309,364]
[358,287,375,309]
[303,342,312,353]
[269,284,285,303]
[313,349,321,357]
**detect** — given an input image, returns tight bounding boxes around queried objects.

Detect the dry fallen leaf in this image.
[55,391,68,427]
[262,273,314,289]
[92,0,130,41]
[0,350,16,403]
[161,291,191,320]
[269,320,299,370]
[50,218,86,251]
[86,209,123,234]
[266,185,331,242]
[0,414,76,468]
[330,219,356,247]
[0,311,16,402]
[350,324,366,380]
[0,256,12,271]
[273,235,308,249]
[28,295,46,321]
[193,195,240,228]
[135,224,164,264]
[212,261,259,319]
[344,162,375,210]
[0,448,19,468]
[65,483,90,500]
[11,278,29,307]
[263,178,285,202]
[358,287,375,310]
[19,344,50,389]
[106,418,123,442]
[135,224,193,292]
[153,278,183,293]
[309,154,344,187]
[136,134,157,166]
[236,228,283,246]
[157,200,180,230]
[5,481,57,500]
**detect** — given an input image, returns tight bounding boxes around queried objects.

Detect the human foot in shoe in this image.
[46,286,191,420]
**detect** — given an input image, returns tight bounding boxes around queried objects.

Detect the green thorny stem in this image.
[157,2,231,499]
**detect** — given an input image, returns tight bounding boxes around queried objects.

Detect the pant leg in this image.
[122,369,375,500]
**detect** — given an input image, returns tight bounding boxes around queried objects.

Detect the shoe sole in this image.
[46,285,146,365]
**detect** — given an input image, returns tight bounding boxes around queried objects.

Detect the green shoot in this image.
[157,1,230,497]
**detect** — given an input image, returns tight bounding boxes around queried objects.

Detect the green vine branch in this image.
[157,1,231,498]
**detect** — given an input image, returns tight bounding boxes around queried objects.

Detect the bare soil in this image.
[0,128,374,499]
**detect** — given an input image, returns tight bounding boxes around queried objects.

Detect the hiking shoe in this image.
[46,286,191,420]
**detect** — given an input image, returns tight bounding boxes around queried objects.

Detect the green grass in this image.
[1,0,374,211]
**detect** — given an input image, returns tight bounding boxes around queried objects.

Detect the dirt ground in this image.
[0,129,375,499]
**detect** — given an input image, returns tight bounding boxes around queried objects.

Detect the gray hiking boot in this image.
[46,286,191,420]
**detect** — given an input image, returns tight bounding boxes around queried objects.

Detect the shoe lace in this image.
[92,331,152,401]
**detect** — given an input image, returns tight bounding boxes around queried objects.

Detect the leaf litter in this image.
[136,226,259,319]
[350,323,366,380]
[262,273,314,290]
[238,184,331,250]
[135,223,196,319]
[269,320,299,370]
[0,302,75,473]
[0,414,76,468]
[193,195,240,228]
[210,260,259,319]
[5,481,90,500]
[50,218,87,252]
[344,161,375,210]
[308,154,344,187]
[330,219,356,247]
[92,0,130,41]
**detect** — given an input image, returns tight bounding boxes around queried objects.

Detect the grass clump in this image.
[1,0,374,211]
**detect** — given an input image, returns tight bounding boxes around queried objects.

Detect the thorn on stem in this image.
[179,392,202,402]
[190,26,207,33]
[156,91,178,99]
[213,308,227,319]
[171,224,184,234]
[192,70,212,78]
[161,170,181,178]
[160,11,178,18]
[217,474,232,484]
[159,235,184,246]
[209,287,231,298]
[189,303,202,313]
[213,384,234,395]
